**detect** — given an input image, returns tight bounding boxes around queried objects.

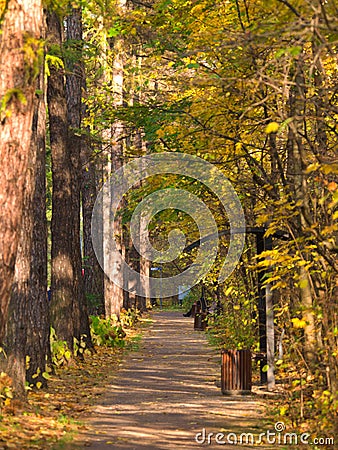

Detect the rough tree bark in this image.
[0,0,44,344]
[80,19,104,316]
[65,7,92,348]
[82,140,104,316]
[47,10,75,350]
[2,65,48,397]
[26,62,49,388]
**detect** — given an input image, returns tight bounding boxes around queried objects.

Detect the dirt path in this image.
[76,311,270,449]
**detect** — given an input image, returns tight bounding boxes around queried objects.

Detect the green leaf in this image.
[275,49,286,59]
[108,24,122,38]
[186,63,199,69]
[288,46,302,56]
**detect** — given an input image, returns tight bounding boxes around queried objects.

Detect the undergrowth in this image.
[0,309,150,449]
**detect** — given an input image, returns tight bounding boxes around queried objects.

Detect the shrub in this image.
[90,315,126,348]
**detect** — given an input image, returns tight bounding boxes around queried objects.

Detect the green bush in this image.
[207,293,258,351]
[90,315,126,348]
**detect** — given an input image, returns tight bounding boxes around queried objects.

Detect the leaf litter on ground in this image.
[0,321,149,450]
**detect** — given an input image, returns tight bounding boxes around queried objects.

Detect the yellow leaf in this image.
[327,181,337,192]
[305,162,320,173]
[156,129,165,138]
[225,286,233,296]
[322,163,338,174]
[280,406,288,416]
[291,317,307,329]
[235,142,242,151]
[265,122,279,134]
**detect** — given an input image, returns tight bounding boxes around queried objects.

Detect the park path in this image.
[79,311,270,449]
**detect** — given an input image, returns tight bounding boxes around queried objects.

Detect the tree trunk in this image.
[107,128,125,318]
[82,141,105,316]
[286,55,316,363]
[0,0,44,344]
[138,210,150,312]
[125,237,140,310]
[80,44,104,317]
[1,66,47,397]
[65,7,92,348]
[47,10,75,351]
[26,63,49,388]
[104,5,127,319]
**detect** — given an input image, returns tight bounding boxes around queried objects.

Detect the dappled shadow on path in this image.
[74,311,268,450]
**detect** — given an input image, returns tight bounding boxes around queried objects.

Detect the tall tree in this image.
[65,7,92,347]
[26,62,49,389]
[82,142,105,315]
[103,0,127,319]
[0,0,44,344]
[2,67,49,396]
[47,9,75,351]
[48,6,93,353]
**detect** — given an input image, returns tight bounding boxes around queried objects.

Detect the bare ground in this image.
[70,310,274,450]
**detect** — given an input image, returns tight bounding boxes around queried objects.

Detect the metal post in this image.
[265,236,275,391]
[266,282,275,390]
[256,232,267,385]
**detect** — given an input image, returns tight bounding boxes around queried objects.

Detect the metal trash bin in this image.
[221,349,252,395]
[194,311,207,331]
